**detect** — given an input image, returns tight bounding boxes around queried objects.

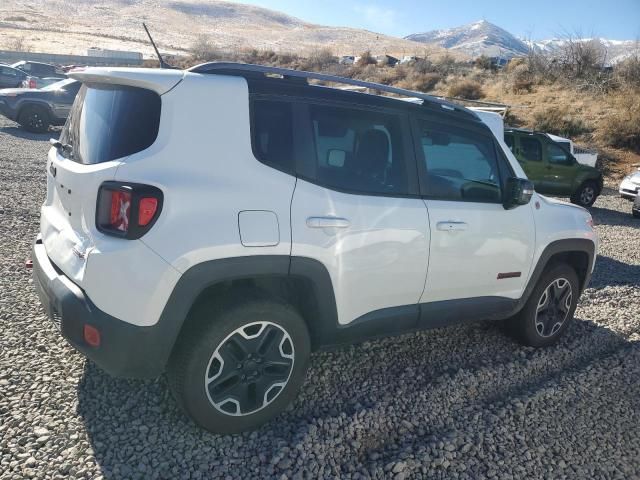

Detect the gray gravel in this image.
[1,115,639,480]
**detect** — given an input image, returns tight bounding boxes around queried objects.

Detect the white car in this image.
[619,168,640,200]
[32,63,597,434]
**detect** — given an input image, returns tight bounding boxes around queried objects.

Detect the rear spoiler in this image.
[68,67,184,95]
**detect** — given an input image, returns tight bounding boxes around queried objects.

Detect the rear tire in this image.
[570,180,598,207]
[18,105,50,133]
[167,299,310,434]
[505,263,579,347]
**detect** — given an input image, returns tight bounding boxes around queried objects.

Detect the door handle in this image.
[436,221,468,232]
[306,216,350,229]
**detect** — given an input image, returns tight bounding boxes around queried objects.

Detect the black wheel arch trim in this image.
[44,237,593,379]
[153,240,594,374]
[515,238,595,314]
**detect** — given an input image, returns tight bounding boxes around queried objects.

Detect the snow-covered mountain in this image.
[528,38,638,65]
[406,20,529,58]
[406,20,638,63]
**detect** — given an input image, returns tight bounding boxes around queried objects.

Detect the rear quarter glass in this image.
[60,84,161,164]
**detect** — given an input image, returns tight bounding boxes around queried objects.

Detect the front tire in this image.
[18,105,50,133]
[571,180,598,207]
[167,300,310,434]
[505,263,579,347]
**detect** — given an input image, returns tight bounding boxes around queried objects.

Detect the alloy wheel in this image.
[580,186,595,206]
[535,278,573,337]
[204,321,294,416]
[28,112,44,130]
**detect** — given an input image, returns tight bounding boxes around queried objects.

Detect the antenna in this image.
[143,22,172,69]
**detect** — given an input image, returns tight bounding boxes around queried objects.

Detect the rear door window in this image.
[251,99,294,173]
[504,134,514,152]
[520,137,542,161]
[61,84,161,164]
[303,104,409,195]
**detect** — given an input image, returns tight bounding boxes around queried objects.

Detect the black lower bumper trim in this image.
[32,236,165,379]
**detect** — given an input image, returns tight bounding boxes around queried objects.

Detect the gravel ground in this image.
[0,115,639,480]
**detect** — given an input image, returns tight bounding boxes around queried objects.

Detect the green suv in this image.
[505,128,602,207]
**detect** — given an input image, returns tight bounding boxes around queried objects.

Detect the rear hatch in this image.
[40,68,182,286]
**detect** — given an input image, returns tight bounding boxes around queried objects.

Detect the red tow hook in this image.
[25,259,33,269]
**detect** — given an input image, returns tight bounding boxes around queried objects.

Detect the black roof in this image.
[189,62,480,122]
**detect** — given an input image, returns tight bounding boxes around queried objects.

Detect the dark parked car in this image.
[11,61,65,79]
[0,64,29,89]
[0,79,80,132]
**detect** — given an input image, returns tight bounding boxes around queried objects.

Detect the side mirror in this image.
[503,177,534,210]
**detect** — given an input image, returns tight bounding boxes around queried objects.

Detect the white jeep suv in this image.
[32,63,597,433]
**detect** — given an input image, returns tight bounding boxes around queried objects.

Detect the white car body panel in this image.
[291,179,430,325]
[39,67,598,330]
[421,200,535,302]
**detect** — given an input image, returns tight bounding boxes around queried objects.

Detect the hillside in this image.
[0,0,453,59]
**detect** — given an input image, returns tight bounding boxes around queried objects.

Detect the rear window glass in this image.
[61,84,161,164]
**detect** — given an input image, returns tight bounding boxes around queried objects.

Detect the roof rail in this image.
[189,62,471,115]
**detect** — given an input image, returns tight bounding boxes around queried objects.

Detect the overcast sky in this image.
[229,0,640,40]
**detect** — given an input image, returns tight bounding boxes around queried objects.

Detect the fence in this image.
[0,50,144,67]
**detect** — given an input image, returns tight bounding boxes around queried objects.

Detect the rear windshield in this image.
[60,84,161,164]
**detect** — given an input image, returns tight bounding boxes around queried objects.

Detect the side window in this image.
[251,99,294,174]
[547,143,573,166]
[1,67,17,77]
[418,120,501,203]
[520,137,542,161]
[504,134,514,152]
[306,104,408,195]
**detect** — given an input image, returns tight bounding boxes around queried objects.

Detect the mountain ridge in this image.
[406,20,638,63]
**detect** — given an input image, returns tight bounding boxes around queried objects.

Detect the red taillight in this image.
[83,324,101,347]
[96,182,163,239]
[138,197,158,226]
[109,190,132,232]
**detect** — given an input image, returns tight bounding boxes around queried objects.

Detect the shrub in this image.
[596,93,640,152]
[190,34,222,61]
[303,48,335,71]
[398,72,442,92]
[509,63,534,93]
[615,55,640,88]
[532,107,589,137]
[447,80,484,99]
[474,55,494,71]
[412,58,434,74]
[356,51,377,67]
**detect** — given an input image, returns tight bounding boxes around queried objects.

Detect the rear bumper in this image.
[32,235,166,378]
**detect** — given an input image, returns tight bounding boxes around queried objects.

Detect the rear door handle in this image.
[436,221,468,232]
[306,216,350,229]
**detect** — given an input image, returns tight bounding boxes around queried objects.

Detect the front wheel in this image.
[18,105,50,133]
[505,263,579,347]
[167,300,310,434]
[571,180,598,207]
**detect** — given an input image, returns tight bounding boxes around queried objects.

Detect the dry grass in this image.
[447,80,484,100]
